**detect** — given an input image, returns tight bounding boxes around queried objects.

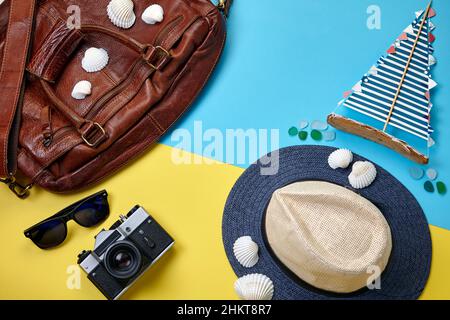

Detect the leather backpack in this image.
[0,0,231,198]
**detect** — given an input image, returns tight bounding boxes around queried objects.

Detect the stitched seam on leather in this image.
[21,4,91,169]
[36,9,118,86]
[48,16,225,192]
[29,22,67,76]
[18,148,46,182]
[39,4,65,25]
[0,3,15,174]
[78,36,118,86]
[29,7,226,191]
[54,131,160,193]
[83,58,142,119]
[32,56,118,165]
[43,29,82,81]
[147,16,225,146]
[161,17,186,48]
[147,114,164,133]
[162,14,202,49]
[93,63,154,125]
[49,24,224,192]
[145,16,212,134]
[32,132,83,169]
[0,1,35,176]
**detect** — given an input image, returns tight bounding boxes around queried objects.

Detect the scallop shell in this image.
[142,4,164,25]
[348,161,377,189]
[107,0,136,29]
[234,274,274,301]
[82,48,109,73]
[71,81,92,100]
[328,149,353,169]
[233,236,259,268]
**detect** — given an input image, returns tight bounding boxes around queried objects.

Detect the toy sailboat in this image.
[328,1,437,164]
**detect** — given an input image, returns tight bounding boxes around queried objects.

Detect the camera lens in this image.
[105,241,142,279]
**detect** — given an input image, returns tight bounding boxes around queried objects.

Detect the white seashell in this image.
[107,0,136,29]
[233,236,259,268]
[328,149,353,170]
[71,81,92,100]
[82,48,109,73]
[142,4,164,25]
[348,161,377,189]
[234,274,274,301]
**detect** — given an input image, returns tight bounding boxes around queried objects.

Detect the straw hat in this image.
[222,146,431,300]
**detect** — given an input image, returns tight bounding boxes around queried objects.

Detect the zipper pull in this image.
[41,105,53,147]
[0,176,33,199]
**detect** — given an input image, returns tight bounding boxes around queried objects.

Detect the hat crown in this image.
[265,181,392,294]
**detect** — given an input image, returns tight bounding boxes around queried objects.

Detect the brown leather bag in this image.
[0,0,231,198]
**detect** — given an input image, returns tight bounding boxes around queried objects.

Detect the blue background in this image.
[162,0,450,229]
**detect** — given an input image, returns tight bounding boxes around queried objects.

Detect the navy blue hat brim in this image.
[222,146,432,300]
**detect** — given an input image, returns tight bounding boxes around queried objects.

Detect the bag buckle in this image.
[218,0,231,16]
[80,121,108,148]
[142,45,171,71]
[217,0,226,11]
[1,176,33,199]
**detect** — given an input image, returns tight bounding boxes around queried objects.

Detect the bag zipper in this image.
[154,16,183,47]
[59,21,228,194]
[43,16,184,147]
[84,16,183,122]
[43,126,73,147]
[85,59,141,120]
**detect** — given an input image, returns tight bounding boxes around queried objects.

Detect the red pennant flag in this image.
[429,33,436,43]
[425,91,431,101]
[428,8,436,18]
[343,90,352,98]
[387,46,396,54]
[398,33,408,40]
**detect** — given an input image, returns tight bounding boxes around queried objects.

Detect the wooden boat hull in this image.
[327,113,429,165]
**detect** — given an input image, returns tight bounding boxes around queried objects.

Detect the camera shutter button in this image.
[144,236,156,248]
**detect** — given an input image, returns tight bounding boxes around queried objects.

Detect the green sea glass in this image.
[424,181,435,193]
[298,131,308,141]
[288,127,299,137]
[311,130,322,141]
[436,182,447,195]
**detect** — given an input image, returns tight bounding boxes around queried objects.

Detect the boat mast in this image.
[383,0,433,132]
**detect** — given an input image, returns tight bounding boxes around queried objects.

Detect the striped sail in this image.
[342,8,436,141]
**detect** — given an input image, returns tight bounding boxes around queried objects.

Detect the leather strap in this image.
[0,0,36,178]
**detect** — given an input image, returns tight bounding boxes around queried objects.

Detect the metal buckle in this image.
[81,122,107,148]
[1,176,33,199]
[143,45,171,71]
[217,0,226,11]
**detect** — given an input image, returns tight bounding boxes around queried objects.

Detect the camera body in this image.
[77,205,174,300]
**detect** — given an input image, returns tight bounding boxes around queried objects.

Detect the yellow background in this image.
[1,144,449,299]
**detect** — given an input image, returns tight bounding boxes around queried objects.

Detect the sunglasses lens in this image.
[74,194,109,227]
[28,220,67,249]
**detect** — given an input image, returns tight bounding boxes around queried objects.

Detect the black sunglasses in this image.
[24,190,109,249]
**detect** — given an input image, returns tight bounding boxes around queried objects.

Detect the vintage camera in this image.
[77,205,174,300]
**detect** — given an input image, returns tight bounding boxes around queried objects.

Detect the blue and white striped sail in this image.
[340,8,436,141]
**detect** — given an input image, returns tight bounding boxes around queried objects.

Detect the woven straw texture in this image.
[266,181,392,294]
[222,145,431,300]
